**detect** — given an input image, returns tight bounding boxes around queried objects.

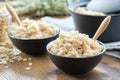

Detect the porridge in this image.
[74,7,106,16]
[10,18,57,39]
[48,31,104,58]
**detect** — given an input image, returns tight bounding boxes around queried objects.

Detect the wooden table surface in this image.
[0,52,120,80]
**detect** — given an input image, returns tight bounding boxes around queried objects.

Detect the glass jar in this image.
[0,3,11,44]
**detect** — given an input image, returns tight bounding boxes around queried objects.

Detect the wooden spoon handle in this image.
[92,16,111,41]
[6,3,21,26]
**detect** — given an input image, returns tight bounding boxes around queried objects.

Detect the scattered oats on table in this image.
[23,58,28,61]
[5,66,9,69]
[28,58,32,61]
[25,67,31,71]
[28,62,32,66]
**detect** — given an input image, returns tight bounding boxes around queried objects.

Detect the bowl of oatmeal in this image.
[8,19,60,56]
[66,0,120,42]
[47,31,105,74]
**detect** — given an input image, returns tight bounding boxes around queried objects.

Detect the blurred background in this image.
[1,0,71,18]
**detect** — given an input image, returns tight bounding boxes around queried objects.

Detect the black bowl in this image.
[47,41,106,74]
[67,0,120,42]
[8,28,60,56]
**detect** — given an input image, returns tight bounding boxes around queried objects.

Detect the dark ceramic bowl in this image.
[8,27,60,56]
[47,41,106,74]
[67,0,120,42]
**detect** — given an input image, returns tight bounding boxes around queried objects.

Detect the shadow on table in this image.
[51,68,110,80]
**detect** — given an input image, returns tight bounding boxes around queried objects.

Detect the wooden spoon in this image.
[92,16,111,41]
[6,3,21,26]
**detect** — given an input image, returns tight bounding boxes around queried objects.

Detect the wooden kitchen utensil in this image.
[92,16,111,41]
[6,3,21,25]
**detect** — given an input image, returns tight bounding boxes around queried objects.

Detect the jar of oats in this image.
[0,3,11,44]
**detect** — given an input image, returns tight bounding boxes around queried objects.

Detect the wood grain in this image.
[0,53,120,80]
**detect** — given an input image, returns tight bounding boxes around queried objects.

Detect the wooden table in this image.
[0,53,120,80]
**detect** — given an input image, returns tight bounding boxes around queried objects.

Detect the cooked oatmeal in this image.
[74,7,106,16]
[11,18,57,39]
[48,31,104,58]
